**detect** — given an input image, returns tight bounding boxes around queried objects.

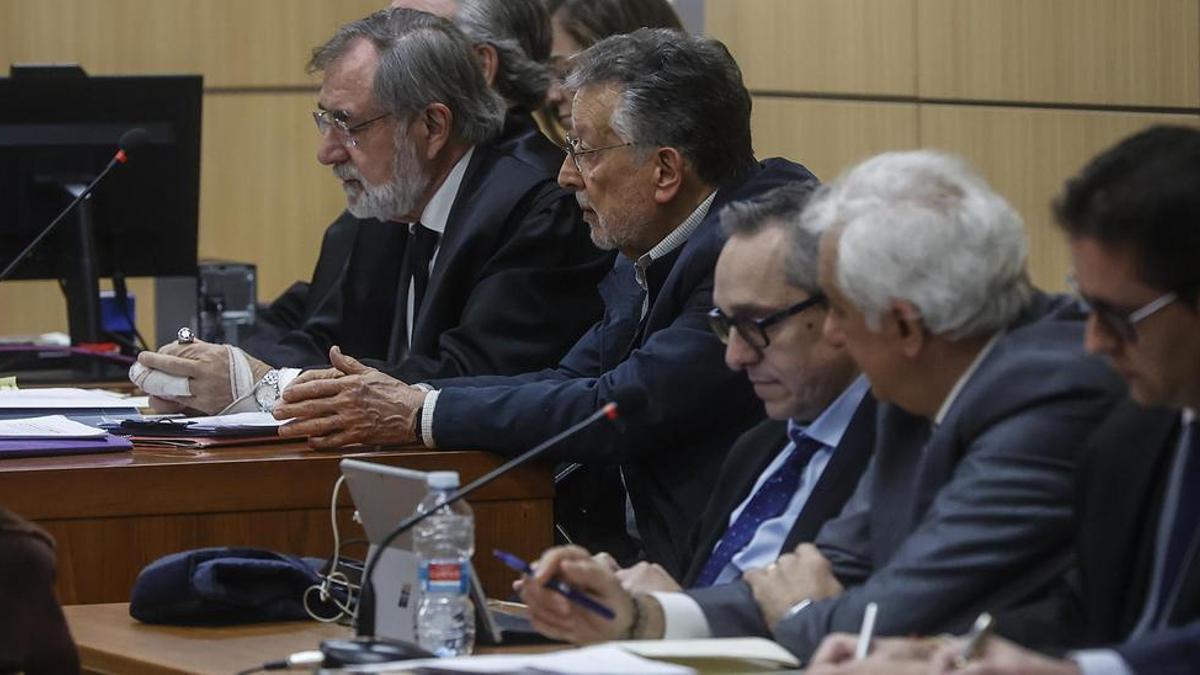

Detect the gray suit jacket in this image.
[688,297,1126,661]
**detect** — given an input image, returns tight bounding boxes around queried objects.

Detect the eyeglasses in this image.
[562,134,633,174]
[707,294,827,350]
[312,109,391,148]
[1066,274,1177,344]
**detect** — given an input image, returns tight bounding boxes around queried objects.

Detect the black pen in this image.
[493,548,616,620]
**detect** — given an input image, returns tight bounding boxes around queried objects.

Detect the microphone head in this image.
[118,128,151,153]
[609,386,647,417]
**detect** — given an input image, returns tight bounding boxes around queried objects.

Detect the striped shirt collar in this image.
[633,190,716,291]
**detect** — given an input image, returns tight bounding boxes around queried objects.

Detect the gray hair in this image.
[454,0,552,111]
[720,183,822,295]
[565,28,755,186]
[802,150,1033,339]
[309,8,505,145]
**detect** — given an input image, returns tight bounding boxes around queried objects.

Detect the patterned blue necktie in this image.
[693,428,826,588]
[1155,420,1200,622]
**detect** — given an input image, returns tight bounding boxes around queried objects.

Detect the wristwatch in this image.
[253,369,281,413]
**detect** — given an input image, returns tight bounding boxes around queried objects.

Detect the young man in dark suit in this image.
[134,7,610,412]
[599,184,874,595]
[274,29,820,575]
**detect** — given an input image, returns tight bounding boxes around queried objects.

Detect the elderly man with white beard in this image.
[131,7,610,415]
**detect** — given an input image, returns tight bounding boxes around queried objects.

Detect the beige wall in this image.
[0,0,381,339]
[4,1,1196,336]
[707,0,1200,290]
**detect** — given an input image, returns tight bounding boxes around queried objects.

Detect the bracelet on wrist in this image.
[625,594,645,639]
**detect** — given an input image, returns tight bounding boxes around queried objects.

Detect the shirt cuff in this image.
[650,592,712,639]
[278,368,302,392]
[1070,649,1134,675]
[420,389,440,448]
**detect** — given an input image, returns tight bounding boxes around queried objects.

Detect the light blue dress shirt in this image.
[711,376,870,585]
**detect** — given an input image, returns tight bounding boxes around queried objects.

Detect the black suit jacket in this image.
[678,394,877,588]
[428,158,820,576]
[1069,401,1200,672]
[240,113,612,382]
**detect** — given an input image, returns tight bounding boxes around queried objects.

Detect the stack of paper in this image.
[348,638,800,674]
[114,411,290,448]
[0,414,132,459]
[0,387,143,426]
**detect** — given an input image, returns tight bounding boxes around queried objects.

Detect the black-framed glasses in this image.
[312,109,392,148]
[707,294,827,350]
[1066,274,1177,344]
[562,133,633,174]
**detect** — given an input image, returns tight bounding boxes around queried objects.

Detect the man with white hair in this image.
[516,150,1125,663]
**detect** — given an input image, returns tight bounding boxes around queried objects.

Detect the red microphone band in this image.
[115,150,129,164]
[603,401,619,421]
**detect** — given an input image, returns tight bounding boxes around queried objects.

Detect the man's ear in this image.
[652,146,685,205]
[474,43,500,89]
[891,300,927,358]
[416,103,454,160]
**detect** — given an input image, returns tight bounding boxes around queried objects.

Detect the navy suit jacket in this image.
[678,395,877,588]
[690,295,1127,661]
[240,113,612,382]
[428,158,819,575]
[1069,401,1200,673]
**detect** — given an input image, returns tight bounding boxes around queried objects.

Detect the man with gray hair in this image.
[516,150,1125,662]
[234,0,574,364]
[275,28,820,574]
[133,8,610,414]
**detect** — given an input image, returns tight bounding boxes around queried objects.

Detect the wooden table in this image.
[1,442,552,603]
[65,603,560,675]
[66,603,352,675]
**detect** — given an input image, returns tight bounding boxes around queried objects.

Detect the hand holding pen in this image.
[495,548,616,620]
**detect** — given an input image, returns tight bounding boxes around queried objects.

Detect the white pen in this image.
[854,601,879,660]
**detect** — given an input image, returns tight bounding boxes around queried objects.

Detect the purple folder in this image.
[0,433,133,459]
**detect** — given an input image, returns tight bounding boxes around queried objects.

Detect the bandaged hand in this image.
[131,339,271,415]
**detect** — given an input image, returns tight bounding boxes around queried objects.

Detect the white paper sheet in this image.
[0,388,140,409]
[0,414,107,439]
[349,643,697,674]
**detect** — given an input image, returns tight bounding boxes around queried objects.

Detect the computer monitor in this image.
[0,65,202,351]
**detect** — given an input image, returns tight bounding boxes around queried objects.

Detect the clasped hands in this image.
[137,341,425,449]
[272,346,426,448]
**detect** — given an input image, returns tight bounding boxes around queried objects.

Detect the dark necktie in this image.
[692,428,826,588]
[387,223,439,362]
[1155,420,1200,622]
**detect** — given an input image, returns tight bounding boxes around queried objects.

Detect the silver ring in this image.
[176,326,195,344]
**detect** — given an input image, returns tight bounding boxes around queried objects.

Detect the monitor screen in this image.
[0,67,202,281]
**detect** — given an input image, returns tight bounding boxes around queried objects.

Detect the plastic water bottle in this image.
[414,471,475,656]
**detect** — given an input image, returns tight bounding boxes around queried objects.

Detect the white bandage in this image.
[128,362,191,398]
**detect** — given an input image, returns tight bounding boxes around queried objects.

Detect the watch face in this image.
[255,381,278,410]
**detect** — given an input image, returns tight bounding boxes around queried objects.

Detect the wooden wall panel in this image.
[919,106,1200,290]
[917,0,1200,107]
[198,92,348,302]
[751,98,919,181]
[0,278,155,342]
[0,0,381,88]
[705,0,917,96]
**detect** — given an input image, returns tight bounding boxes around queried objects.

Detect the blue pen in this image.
[493,548,616,620]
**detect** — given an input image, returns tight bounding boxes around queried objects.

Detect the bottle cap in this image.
[426,471,460,490]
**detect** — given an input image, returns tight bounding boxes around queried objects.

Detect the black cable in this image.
[234,659,288,675]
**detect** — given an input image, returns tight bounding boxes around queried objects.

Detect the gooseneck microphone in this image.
[0,127,150,283]
[346,387,647,659]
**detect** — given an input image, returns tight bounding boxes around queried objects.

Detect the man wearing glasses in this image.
[275,28,819,575]
[516,150,1124,664]
[569,184,876,595]
[134,8,610,414]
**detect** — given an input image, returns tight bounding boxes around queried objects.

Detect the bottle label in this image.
[420,561,469,594]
